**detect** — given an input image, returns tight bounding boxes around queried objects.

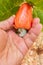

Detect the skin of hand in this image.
[0,15,42,65]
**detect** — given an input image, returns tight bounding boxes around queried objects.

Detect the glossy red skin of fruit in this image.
[13,3,33,30]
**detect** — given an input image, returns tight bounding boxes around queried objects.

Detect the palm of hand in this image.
[0,16,42,65]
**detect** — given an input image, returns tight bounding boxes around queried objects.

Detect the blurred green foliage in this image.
[0,0,43,25]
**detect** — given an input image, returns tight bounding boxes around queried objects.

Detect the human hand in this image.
[0,16,42,65]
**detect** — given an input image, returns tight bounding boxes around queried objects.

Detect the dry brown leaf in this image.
[21,32,43,65]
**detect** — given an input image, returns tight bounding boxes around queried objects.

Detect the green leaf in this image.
[33,7,43,24]
[0,0,24,21]
[0,0,43,26]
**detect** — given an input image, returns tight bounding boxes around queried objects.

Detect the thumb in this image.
[0,15,15,30]
[0,29,7,53]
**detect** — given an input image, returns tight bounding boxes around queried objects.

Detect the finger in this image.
[23,33,33,48]
[32,18,40,27]
[0,15,15,30]
[0,29,7,53]
[8,30,28,56]
[29,24,42,35]
[23,23,42,48]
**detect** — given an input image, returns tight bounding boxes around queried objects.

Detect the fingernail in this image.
[33,18,40,24]
[32,18,40,27]
[39,24,42,31]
